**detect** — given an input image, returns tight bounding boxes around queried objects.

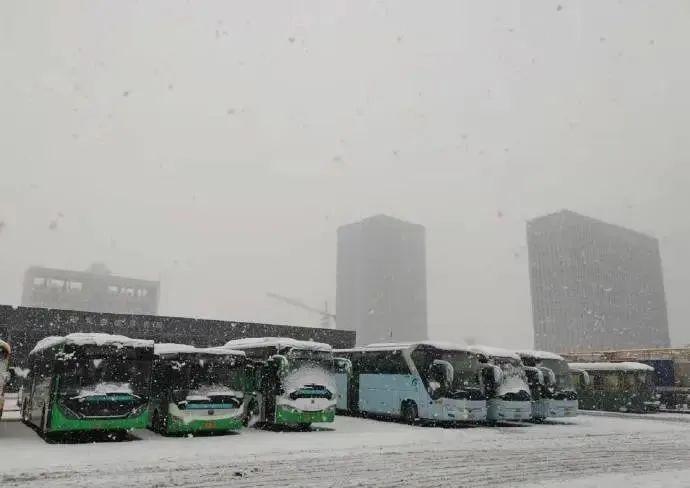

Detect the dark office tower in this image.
[21,264,160,315]
[337,215,427,346]
[527,210,670,352]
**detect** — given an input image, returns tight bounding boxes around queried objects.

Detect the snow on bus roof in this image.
[468,345,521,360]
[516,350,565,361]
[569,361,654,372]
[154,343,245,357]
[362,341,474,353]
[223,337,332,352]
[0,338,10,354]
[31,333,153,355]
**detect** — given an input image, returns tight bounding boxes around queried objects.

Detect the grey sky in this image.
[1,1,689,348]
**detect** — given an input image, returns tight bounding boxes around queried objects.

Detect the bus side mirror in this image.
[334,357,352,375]
[430,360,454,390]
[481,364,502,391]
[269,354,289,377]
[570,368,591,386]
[539,367,556,387]
[525,366,544,386]
[491,365,503,385]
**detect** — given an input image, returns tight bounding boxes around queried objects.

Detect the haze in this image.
[1,1,689,348]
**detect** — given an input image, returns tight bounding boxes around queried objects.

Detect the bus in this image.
[335,342,488,423]
[569,362,659,413]
[148,343,248,435]
[518,350,578,419]
[20,333,153,438]
[224,337,337,428]
[0,339,11,420]
[469,346,532,422]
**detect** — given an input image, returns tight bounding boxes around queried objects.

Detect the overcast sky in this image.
[1,1,689,348]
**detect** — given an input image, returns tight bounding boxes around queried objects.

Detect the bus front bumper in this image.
[275,404,335,424]
[549,399,578,418]
[167,414,244,433]
[50,403,149,432]
[487,400,532,421]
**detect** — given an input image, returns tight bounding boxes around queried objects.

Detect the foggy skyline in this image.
[1,1,689,348]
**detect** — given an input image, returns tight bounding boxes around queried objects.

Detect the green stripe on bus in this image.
[49,403,149,432]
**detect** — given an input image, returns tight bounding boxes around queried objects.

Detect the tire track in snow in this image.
[4,433,689,488]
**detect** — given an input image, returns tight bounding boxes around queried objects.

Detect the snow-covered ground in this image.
[1,410,689,487]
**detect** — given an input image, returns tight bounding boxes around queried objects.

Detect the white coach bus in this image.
[335,342,490,423]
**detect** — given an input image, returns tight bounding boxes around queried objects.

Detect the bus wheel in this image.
[152,411,162,434]
[401,401,418,425]
[21,402,29,424]
[40,406,47,436]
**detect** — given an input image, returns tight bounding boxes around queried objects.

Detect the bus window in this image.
[604,373,620,389]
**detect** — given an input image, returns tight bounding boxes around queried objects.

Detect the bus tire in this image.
[40,405,48,436]
[152,410,164,434]
[21,402,30,426]
[401,401,418,424]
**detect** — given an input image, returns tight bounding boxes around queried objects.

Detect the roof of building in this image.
[527,209,656,241]
[25,266,159,287]
[31,333,154,355]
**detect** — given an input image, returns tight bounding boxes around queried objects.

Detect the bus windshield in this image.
[183,356,245,399]
[285,348,334,372]
[412,348,483,399]
[539,358,575,390]
[58,349,151,400]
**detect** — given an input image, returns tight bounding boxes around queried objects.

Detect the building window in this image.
[107,285,119,294]
[47,278,65,289]
[68,281,83,292]
[32,277,46,287]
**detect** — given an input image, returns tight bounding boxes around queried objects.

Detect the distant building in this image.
[527,210,670,352]
[337,214,427,346]
[21,264,160,315]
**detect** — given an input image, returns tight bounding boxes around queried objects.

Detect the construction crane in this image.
[266,292,336,329]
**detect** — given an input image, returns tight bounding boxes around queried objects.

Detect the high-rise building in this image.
[337,215,427,345]
[21,264,160,315]
[527,210,670,352]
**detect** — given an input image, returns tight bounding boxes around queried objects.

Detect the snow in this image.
[154,344,245,357]
[223,337,332,352]
[569,361,654,372]
[154,343,196,355]
[69,382,134,400]
[31,333,153,355]
[497,374,529,397]
[2,412,690,487]
[517,349,565,361]
[363,341,474,352]
[469,344,521,360]
[522,470,690,488]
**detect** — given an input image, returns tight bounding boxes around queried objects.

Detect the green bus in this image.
[224,337,337,428]
[569,362,659,413]
[20,333,153,438]
[148,343,248,435]
[0,339,11,420]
